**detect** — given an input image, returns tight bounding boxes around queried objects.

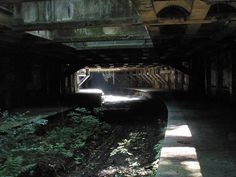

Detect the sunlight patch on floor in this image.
[166,125,192,137]
[157,123,203,177]
[102,95,143,104]
[78,89,104,94]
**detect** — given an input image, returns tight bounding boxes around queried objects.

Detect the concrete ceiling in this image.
[0,0,236,72]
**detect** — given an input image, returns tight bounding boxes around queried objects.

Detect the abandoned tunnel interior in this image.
[0,0,236,177]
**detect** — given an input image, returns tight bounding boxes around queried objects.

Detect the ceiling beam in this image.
[13,18,142,31]
[39,35,151,44]
[148,18,236,26]
[0,0,47,4]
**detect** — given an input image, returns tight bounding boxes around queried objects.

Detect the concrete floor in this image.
[156,100,236,177]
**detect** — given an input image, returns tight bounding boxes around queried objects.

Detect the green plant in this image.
[0,107,112,177]
[0,110,9,122]
[154,140,164,159]
[1,111,30,123]
[93,107,105,114]
[71,138,85,149]
[0,156,36,177]
[75,107,91,114]
[145,171,157,177]
[45,143,73,158]
[0,156,23,177]
[74,156,84,165]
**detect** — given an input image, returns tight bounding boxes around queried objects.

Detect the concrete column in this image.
[75,72,79,93]
[184,74,189,91]
[174,69,178,90]
[190,56,206,96]
[60,75,66,94]
[0,57,15,109]
[67,75,71,94]
[217,53,223,98]
[14,4,23,24]
[167,70,172,90]
[70,74,75,93]
[180,71,185,90]
[189,59,193,92]
[64,76,68,94]
[112,71,115,86]
[48,63,61,96]
[232,48,236,100]
[205,58,211,96]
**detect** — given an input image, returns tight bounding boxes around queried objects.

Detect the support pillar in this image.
[174,69,178,90]
[74,73,78,93]
[205,58,211,96]
[181,72,185,90]
[70,74,75,93]
[190,56,206,96]
[232,49,236,101]
[217,53,223,98]
[67,75,71,94]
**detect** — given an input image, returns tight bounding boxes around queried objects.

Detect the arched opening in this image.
[157,5,189,19]
[207,4,236,18]
[157,6,189,35]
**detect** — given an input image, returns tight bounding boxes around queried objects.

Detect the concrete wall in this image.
[0,55,63,109]
[207,48,235,101]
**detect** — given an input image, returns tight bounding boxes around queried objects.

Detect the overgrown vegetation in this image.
[106,131,164,177]
[0,106,166,177]
[0,107,111,177]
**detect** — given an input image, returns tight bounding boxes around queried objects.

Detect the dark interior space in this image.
[0,1,236,177]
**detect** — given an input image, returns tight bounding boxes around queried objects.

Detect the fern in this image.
[0,108,112,177]
[0,156,23,177]
[154,139,164,159]
[75,107,91,114]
